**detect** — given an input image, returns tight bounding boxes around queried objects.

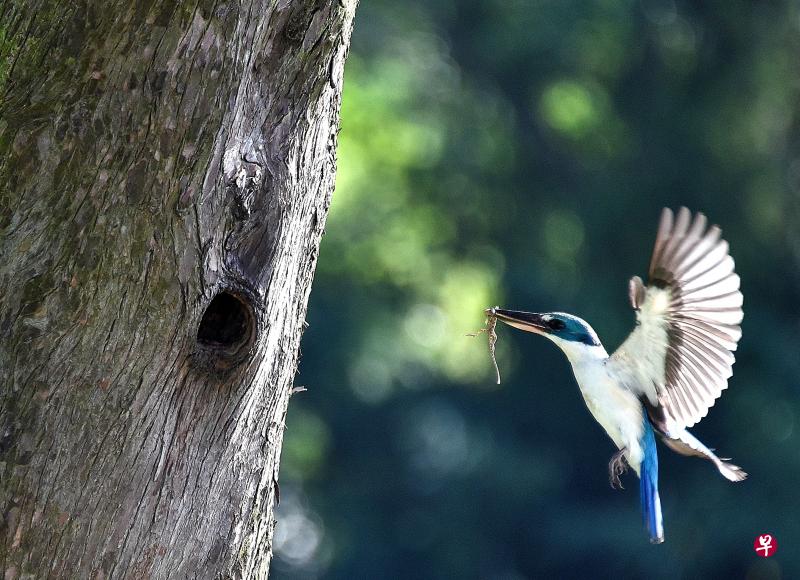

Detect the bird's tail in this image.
[640,419,664,544]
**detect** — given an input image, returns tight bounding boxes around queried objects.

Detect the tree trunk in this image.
[0,1,356,577]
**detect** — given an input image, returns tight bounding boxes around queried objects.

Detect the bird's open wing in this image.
[609,207,743,429]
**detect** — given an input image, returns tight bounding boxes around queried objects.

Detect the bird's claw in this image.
[608,448,629,490]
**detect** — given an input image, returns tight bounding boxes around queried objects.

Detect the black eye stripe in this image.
[548,319,566,330]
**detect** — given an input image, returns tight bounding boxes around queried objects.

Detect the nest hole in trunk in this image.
[197,291,254,355]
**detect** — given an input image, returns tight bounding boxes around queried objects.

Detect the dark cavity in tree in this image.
[197,292,253,348]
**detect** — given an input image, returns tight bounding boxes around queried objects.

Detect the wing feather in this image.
[610,208,743,428]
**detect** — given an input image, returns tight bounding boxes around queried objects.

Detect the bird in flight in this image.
[491,207,746,544]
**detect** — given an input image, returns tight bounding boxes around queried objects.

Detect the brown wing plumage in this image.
[613,207,743,429]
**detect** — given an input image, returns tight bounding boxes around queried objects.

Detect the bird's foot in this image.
[608,448,629,490]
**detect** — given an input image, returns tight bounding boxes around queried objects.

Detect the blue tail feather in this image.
[639,418,664,544]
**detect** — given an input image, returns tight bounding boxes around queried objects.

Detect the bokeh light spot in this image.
[539,80,604,138]
[543,209,585,264]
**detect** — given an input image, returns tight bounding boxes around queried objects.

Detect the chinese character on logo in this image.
[753,534,777,558]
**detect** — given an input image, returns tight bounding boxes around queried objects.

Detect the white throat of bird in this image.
[545,333,609,366]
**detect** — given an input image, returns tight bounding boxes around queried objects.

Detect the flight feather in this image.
[610,207,743,429]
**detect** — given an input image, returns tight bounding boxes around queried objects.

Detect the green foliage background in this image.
[274,1,800,578]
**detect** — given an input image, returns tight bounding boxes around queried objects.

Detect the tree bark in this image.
[0,1,356,577]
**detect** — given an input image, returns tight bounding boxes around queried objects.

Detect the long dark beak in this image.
[487,308,549,335]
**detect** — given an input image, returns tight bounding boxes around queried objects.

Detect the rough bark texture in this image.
[0,1,356,577]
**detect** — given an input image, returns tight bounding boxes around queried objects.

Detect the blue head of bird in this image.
[490,308,607,364]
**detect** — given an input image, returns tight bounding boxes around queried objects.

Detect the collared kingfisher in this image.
[492,207,746,544]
